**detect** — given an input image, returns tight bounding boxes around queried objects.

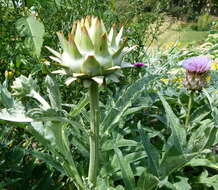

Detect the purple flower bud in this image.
[133,62,145,67]
[182,56,211,73]
[126,29,132,33]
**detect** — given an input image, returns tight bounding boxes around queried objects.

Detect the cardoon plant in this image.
[46,16,133,186]
[182,56,211,127]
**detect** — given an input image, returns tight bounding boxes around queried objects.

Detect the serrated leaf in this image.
[0,83,14,108]
[102,138,138,151]
[190,105,210,123]
[198,170,218,189]
[29,121,84,188]
[173,176,191,190]
[101,74,157,133]
[0,102,33,122]
[158,93,186,154]
[159,151,197,179]
[188,158,218,170]
[189,121,217,152]
[45,75,62,109]
[69,95,89,117]
[123,106,148,117]
[137,170,159,190]
[114,148,136,190]
[138,122,160,177]
[31,150,65,174]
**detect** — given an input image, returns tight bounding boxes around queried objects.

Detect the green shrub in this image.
[197,13,212,31]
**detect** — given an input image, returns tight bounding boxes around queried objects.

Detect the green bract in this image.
[46,16,134,85]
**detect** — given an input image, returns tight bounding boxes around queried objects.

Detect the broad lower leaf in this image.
[198,170,218,189]
[158,93,186,154]
[159,151,197,179]
[68,95,89,117]
[100,151,147,178]
[0,102,33,122]
[137,169,159,190]
[102,138,138,151]
[189,105,210,124]
[114,148,136,190]
[0,84,32,122]
[188,118,217,152]
[173,176,191,190]
[45,75,62,110]
[0,83,14,108]
[31,150,65,174]
[101,74,157,133]
[187,158,218,170]
[29,121,84,189]
[138,122,160,178]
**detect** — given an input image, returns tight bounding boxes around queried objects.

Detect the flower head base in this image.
[46,16,134,86]
[182,56,211,91]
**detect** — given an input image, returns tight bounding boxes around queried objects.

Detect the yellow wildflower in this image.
[160,78,169,84]
[211,61,218,70]
[206,75,211,82]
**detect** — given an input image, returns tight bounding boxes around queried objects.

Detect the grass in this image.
[150,21,209,49]
[157,30,208,45]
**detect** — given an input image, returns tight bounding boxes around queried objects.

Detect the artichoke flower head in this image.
[46,16,134,86]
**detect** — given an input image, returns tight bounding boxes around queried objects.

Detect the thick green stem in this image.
[185,92,193,128]
[88,81,99,186]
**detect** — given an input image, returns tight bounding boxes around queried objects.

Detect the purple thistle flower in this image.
[182,56,211,73]
[133,62,145,67]
[182,56,211,91]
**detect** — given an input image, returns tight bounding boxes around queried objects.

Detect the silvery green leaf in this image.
[137,170,159,190]
[158,93,186,153]
[16,16,44,57]
[123,45,137,55]
[188,158,218,170]
[45,75,62,109]
[0,102,33,122]
[198,170,218,189]
[0,83,14,108]
[173,176,191,190]
[114,148,136,190]
[121,62,134,68]
[83,79,92,88]
[11,75,38,96]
